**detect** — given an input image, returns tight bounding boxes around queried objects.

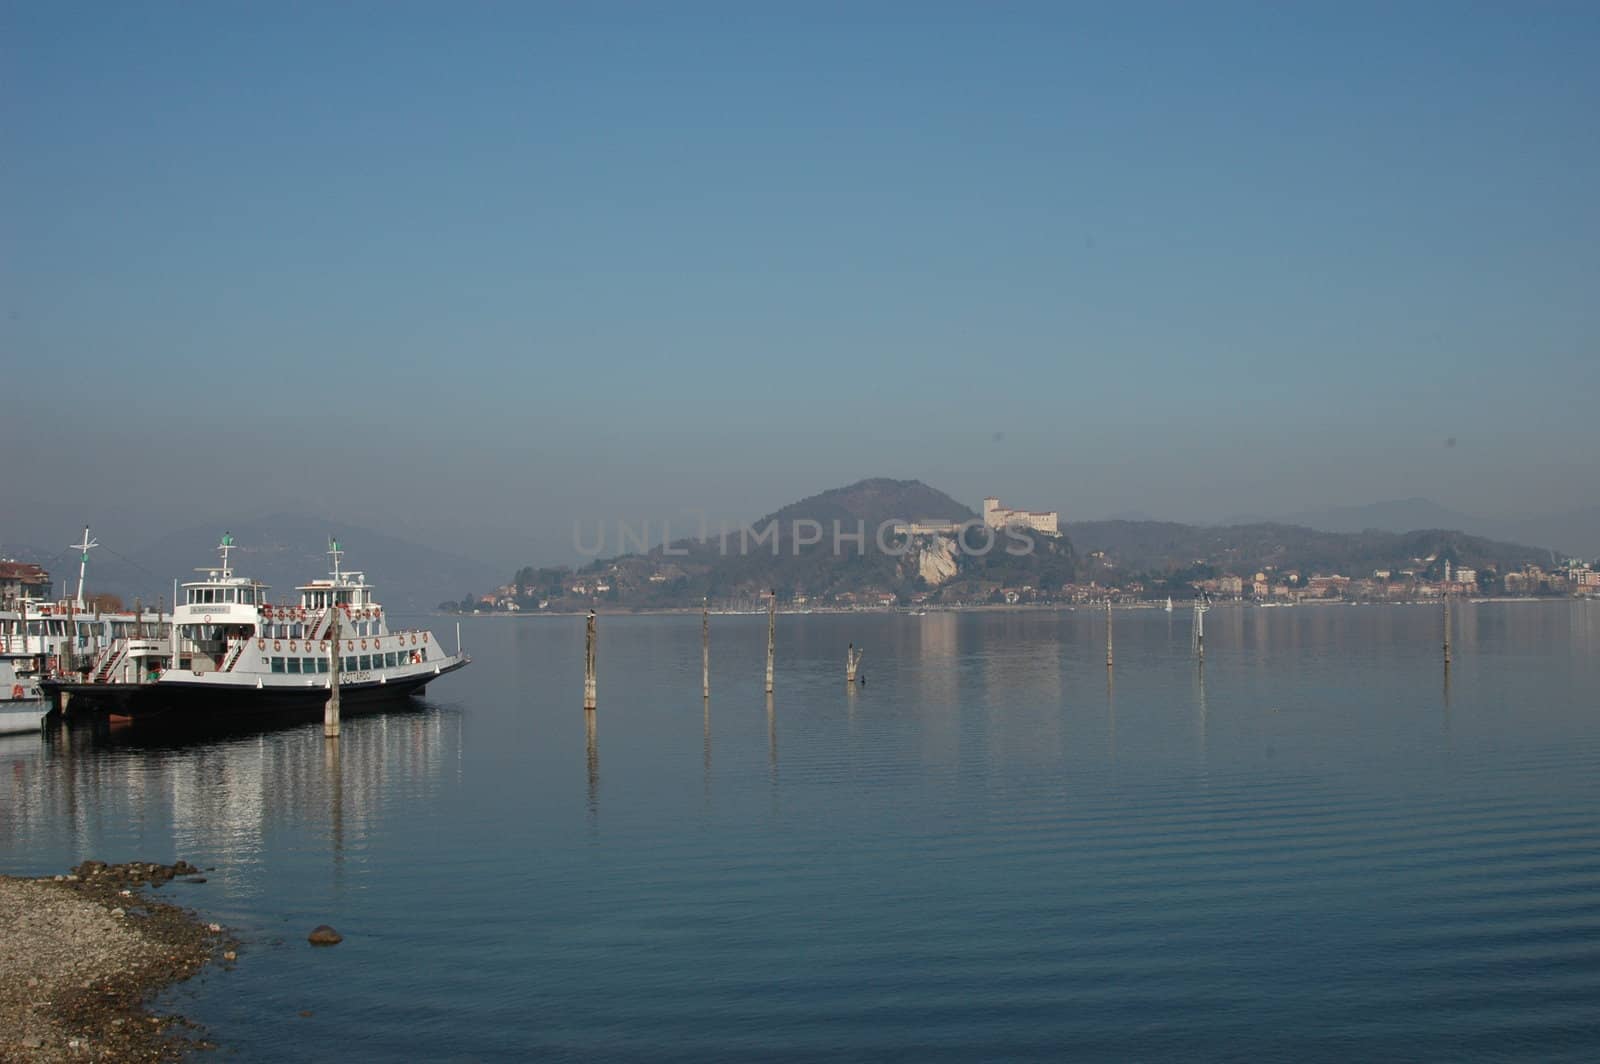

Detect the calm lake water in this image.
[4,604,1600,1061]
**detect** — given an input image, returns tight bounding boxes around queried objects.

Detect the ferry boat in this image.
[3,529,172,730]
[41,535,468,719]
[0,660,47,734]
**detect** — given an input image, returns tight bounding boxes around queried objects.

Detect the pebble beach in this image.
[0,863,228,1062]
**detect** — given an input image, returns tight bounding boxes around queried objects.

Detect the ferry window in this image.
[359,655,371,670]
[287,657,302,674]
[270,657,285,673]
[345,656,357,672]
[420,646,427,660]
[316,658,329,673]
[382,652,393,667]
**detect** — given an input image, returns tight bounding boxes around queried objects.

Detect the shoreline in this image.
[436,595,1591,619]
[0,862,232,1063]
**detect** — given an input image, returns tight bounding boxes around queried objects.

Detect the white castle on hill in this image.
[892,496,1061,538]
[982,497,1059,535]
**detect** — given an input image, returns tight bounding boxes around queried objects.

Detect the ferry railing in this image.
[92,640,130,684]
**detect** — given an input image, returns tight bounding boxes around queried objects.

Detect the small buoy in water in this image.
[308,925,343,946]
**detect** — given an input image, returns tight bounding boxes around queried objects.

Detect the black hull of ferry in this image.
[42,663,463,722]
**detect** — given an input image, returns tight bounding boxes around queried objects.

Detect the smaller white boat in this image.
[1164,597,1173,612]
[0,661,47,735]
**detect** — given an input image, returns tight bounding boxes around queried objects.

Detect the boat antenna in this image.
[217,531,235,579]
[328,537,344,581]
[72,525,99,610]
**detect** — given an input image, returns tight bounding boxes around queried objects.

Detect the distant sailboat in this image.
[1164,596,1173,613]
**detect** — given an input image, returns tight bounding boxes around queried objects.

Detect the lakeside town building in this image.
[0,561,52,608]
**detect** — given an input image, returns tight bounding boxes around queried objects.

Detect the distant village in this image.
[457,557,1600,614]
[441,493,1600,614]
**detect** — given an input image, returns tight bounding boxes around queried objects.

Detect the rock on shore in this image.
[0,862,229,1062]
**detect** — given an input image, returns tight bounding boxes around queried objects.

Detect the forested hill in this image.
[1065,520,1553,580]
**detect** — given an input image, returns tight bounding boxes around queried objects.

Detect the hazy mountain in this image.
[1500,507,1600,563]
[1066,519,1552,578]
[1234,497,1596,561]
[40,514,501,613]
[508,478,1073,607]
[758,477,976,533]
[1227,498,1482,536]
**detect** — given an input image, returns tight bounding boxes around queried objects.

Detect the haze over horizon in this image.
[4,3,1597,570]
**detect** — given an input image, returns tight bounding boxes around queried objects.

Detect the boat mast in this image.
[217,531,234,579]
[328,538,343,582]
[72,526,98,610]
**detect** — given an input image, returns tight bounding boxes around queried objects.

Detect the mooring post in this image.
[1442,592,1452,666]
[584,610,598,711]
[1105,599,1114,668]
[1194,600,1206,662]
[325,610,341,738]
[765,590,776,695]
[846,642,863,683]
[62,600,76,676]
[702,597,710,699]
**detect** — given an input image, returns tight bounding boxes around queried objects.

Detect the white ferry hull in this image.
[0,700,48,734]
[44,657,466,720]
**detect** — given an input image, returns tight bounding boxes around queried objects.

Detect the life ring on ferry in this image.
[263,605,273,618]
[289,640,297,652]
[257,638,265,650]
[273,640,282,652]
[360,639,368,650]
[346,640,354,651]
[410,634,417,646]
[203,614,211,624]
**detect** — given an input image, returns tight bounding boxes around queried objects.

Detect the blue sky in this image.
[3,2,1596,566]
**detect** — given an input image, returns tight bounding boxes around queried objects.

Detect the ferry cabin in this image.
[173,566,437,678]
[2,604,165,671]
[174,574,270,673]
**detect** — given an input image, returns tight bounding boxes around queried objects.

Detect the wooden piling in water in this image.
[846,642,863,683]
[765,591,776,695]
[1105,600,1114,668]
[325,611,341,738]
[1442,593,1451,665]
[582,611,595,710]
[702,598,710,699]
